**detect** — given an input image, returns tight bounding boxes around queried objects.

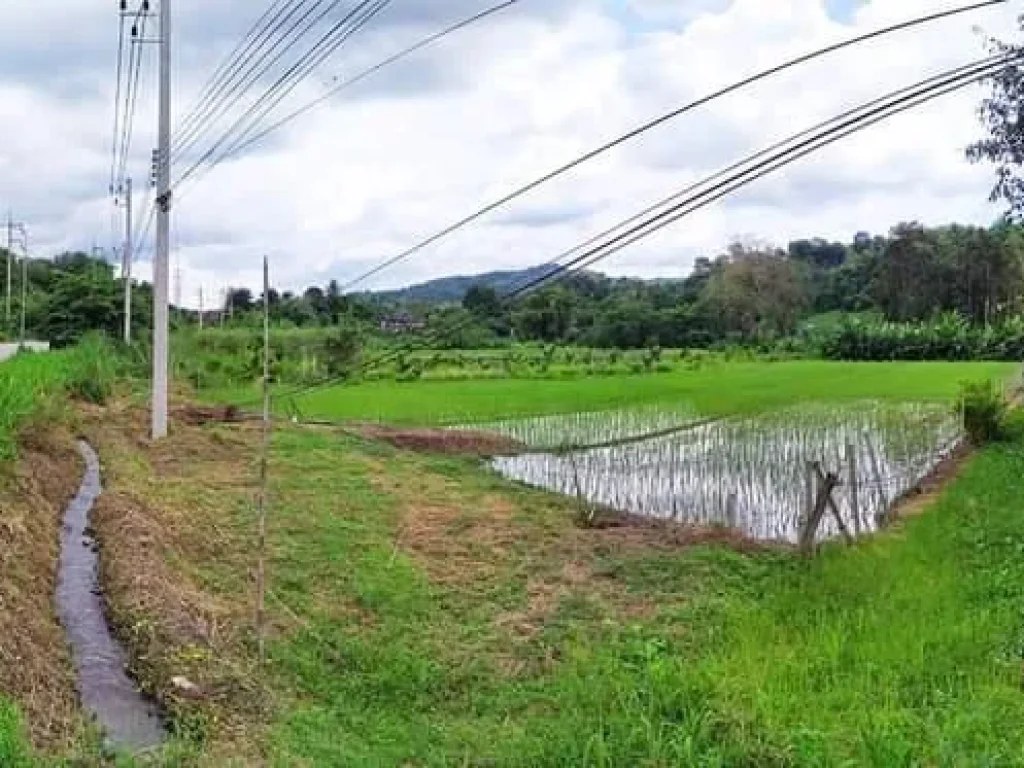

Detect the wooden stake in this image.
[800,463,839,556]
[814,463,854,545]
[847,441,860,537]
[256,256,271,665]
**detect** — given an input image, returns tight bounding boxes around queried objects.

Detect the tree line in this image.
[7,220,1024,354]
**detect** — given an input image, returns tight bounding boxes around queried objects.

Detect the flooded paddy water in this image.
[484,402,962,544]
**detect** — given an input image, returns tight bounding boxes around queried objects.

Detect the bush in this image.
[65,333,117,405]
[957,380,1008,445]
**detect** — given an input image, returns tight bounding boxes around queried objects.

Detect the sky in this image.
[0,0,1017,306]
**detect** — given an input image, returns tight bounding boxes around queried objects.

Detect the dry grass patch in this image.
[0,426,84,751]
[80,405,271,763]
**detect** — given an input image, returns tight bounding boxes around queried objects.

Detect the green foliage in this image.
[65,334,118,405]
[0,339,123,460]
[0,699,30,768]
[958,380,1008,445]
[322,326,362,380]
[821,313,1024,361]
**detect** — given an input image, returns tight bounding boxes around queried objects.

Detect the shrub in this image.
[66,333,117,405]
[323,327,362,379]
[957,380,1008,445]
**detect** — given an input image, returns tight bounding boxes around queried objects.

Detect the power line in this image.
[332,0,1009,295]
[110,2,129,193]
[172,0,291,142]
[172,0,320,160]
[171,0,517,208]
[172,0,354,164]
[201,1,521,166]
[256,53,1014,407]
[116,3,151,190]
[173,0,391,190]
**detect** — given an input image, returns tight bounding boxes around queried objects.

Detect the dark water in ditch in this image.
[55,441,165,753]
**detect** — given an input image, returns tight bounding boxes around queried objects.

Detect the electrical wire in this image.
[173,0,291,144]
[173,0,391,190]
[207,1,521,164]
[332,0,1009,296]
[173,0,322,160]
[172,0,355,165]
[116,3,150,190]
[110,4,128,194]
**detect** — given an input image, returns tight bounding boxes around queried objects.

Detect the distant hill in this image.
[370,264,563,304]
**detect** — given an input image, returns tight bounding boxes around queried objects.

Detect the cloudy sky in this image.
[0,0,1017,305]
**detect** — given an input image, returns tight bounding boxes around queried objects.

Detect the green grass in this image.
[245,421,1024,765]
[0,698,30,768]
[0,336,117,460]
[279,360,1015,424]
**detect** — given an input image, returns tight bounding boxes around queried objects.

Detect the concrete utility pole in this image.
[5,213,12,328]
[152,0,171,440]
[6,214,27,336]
[122,177,133,344]
[198,286,204,330]
[19,229,28,344]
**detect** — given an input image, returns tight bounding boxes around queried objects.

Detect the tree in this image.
[700,243,809,339]
[42,261,122,346]
[226,287,254,314]
[463,284,502,318]
[322,326,362,378]
[967,27,1024,216]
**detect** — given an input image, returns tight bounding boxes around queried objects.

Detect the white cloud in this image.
[0,0,1014,307]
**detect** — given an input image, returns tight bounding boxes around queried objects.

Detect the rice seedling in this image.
[454,403,701,450]
[493,401,962,543]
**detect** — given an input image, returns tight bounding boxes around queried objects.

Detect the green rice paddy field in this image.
[281,360,1016,424]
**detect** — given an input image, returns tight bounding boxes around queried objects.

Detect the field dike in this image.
[0,425,85,752]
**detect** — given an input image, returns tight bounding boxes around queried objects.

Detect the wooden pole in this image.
[814,464,854,545]
[256,257,271,665]
[847,441,860,537]
[800,466,840,555]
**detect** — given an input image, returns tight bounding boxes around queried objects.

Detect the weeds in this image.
[0,699,30,768]
[958,379,1008,445]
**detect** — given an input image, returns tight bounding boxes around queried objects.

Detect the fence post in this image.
[847,441,860,537]
[799,462,820,555]
[726,492,738,530]
[815,463,854,545]
[803,459,815,528]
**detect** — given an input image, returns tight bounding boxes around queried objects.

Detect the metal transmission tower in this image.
[153,0,171,439]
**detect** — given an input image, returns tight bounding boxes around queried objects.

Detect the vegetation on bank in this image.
[0,336,116,460]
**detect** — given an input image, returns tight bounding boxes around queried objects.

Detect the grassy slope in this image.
[87,404,1024,765]
[289,361,1015,424]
